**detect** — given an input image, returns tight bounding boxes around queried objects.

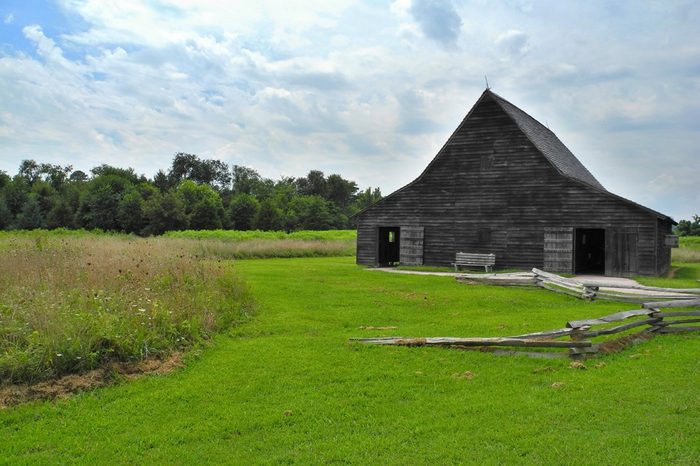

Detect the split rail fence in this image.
[352,298,700,359]
[531,268,700,303]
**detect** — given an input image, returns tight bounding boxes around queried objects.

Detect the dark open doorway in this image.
[575,228,605,274]
[378,227,400,265]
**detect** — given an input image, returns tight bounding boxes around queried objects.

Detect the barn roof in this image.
[356,89,674,223]
[484,90,673,223]
[486,90,606,190]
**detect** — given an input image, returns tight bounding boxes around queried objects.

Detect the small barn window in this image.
[665,235,679,248]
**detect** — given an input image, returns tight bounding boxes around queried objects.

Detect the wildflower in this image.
[56,353,63,357]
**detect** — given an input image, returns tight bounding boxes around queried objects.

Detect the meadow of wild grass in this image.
[673,236,700,263]
[0,234,251,383]
[164,229,357,259]
[164,229,357,241]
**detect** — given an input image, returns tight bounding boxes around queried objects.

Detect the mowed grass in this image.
[1,257,699,464]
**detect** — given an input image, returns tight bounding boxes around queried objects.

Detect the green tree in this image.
[326,174,358,208]
[46,199,75,229]
[117,189,147,234]
[16,194,43,229]
[90,164,143,184]
[17,159,41,185]
[676,215,700,236]
[31,181,59,221]
[176,180,225,230]
[77,174,132,230]
[169,153,231,191]
[287,195,334,230]
[0,170,10,190]
[254,199,283,231]
[0,195,11,229]
[142,191,188,235]
[189,197,223,230]
[353,187,382,211]
[68,170,88,183]
[153,169,171,192]
[231,165,276,199]
[3,177,29,218]
[296,170,327,198]
[228,194,259,230]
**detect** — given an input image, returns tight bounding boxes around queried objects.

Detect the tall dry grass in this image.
[187,238,355,259]
[673,236,700,263]
[672,247,700,263]
[0,235,251,383]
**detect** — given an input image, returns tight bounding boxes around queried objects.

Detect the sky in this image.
[0,0,698,221]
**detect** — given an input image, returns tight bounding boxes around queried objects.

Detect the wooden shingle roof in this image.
[486,90,606,190]
[485,90,673,223]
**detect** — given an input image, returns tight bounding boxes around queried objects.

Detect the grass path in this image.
[1,257,699,464]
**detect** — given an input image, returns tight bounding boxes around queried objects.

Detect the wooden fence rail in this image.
[352,298,700,359]
[530,268,700,303]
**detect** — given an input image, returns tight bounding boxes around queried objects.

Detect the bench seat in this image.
[453,252,496,273]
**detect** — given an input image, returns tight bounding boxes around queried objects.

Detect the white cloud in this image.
[495,29,529,59]
[409,0,462,46]
[3,13,13,24]
[23,25,70,65]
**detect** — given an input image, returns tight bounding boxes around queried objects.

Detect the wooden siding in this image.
[356,93,671,277]
[399,226,424,265]
[656,219,673,275]
[544,227,573,273]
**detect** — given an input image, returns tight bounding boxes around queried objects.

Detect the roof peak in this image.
[483,90,606,191]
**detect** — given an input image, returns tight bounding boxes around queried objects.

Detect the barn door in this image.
[543,227,573,274]
[400,226,424,265]
[605,229,638,277]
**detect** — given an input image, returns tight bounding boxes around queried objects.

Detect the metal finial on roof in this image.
[484,75,490,90]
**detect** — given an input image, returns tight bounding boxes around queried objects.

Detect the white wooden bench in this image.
[453,252,496,273]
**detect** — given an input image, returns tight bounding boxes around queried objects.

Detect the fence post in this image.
[648,308,664,332]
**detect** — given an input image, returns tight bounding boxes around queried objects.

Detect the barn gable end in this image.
[357,89,675,277]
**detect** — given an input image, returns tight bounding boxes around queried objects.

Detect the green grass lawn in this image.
[1,257,699,464]
[636,262,700,289]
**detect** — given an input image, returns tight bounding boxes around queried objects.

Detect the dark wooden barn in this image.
[356,89,676,277]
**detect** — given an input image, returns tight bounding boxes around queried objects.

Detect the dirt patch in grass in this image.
[0,353,183,408]
[597,331,655,354]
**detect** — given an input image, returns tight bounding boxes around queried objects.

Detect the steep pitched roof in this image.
[485,90,673,222]
[486,90,606,190]
[356,89,674,223]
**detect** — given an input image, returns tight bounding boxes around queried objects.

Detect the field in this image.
[671,236,700,264]
[1,234,699,463]
[0,232,252,384]
[0,229,357,385]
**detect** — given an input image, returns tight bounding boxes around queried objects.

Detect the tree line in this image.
[676,215,700,237]
[0,154,383,235]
